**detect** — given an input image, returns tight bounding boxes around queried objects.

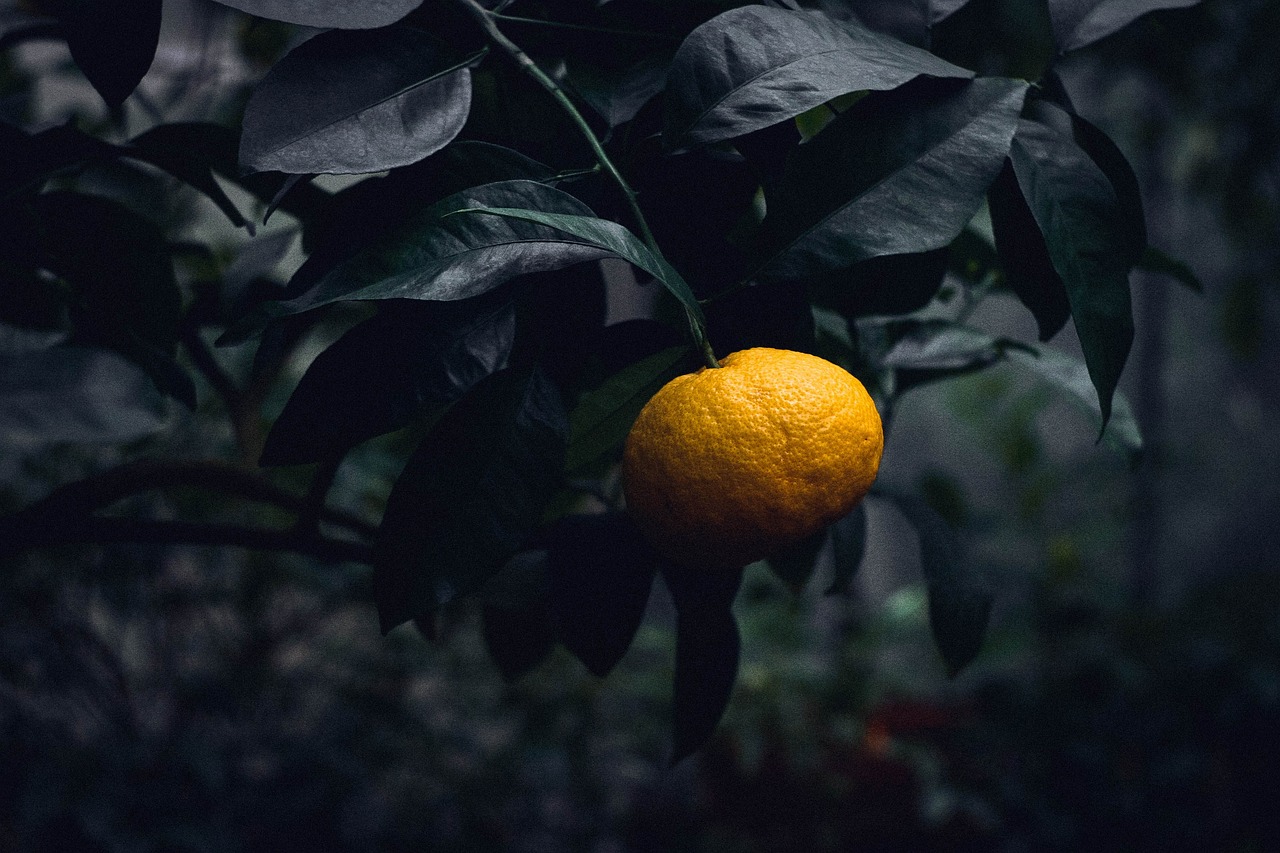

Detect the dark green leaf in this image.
[483,601,557,682]
[569,52,671,128]
[664,5,972,149]
[372,367,568,632]
[1047,0,1200,53]
[766,526,828,592]
[208,0,423,29]
[260,296,515,466]
[809,248,950,320]
[127,125,249,229]
[1137,245,1203,293]
[989,158,1071,340]
[0,122,119,200]
[240,27,477,175]
[826,503,867,595]
[1008,103,1141,428]
[663,563,743,764]
[1007,345,1143,465]
[0,345,168,443]
[545,513,658,678]
[455,205,713,354]
[566,344,693,473]
[227,180,615,341]
[883,490,990,676]
[756,77,1028,280]
[54,0,161,107]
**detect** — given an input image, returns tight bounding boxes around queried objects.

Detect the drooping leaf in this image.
[260,295,516,466]
[1136,245,1203,293]
[756,76,1028,280]
[227,180,616,341]
[663,562,744,764]
[664,5,972,149]
[1007,102,1142,428]
[294,141,553,288]
[545,513,658,677]
[453,206,713,355]
[1007,345,1143,465]
[240,27,479,175]
[1047,0,1200,53]
[826,503,868,595]
[882,490,990,676]
[54,0,161,107]
[372,367,568,633]
[989,159,1071,340]
[208,0,423,29]
[0,344,168,444]
[565,344,694,473]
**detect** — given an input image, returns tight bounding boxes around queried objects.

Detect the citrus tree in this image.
[0,0,1196,761]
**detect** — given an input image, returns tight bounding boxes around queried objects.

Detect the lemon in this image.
[622,347,883,569]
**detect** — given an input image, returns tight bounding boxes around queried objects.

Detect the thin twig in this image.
[453,0,660,253]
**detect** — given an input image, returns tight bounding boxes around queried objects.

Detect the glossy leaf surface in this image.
[1047,0,1200,52]
[260,296,515,466]
[664,5,971,149]
[240,27,476,175]
[756,77,1027,279]
[209,0,422,29]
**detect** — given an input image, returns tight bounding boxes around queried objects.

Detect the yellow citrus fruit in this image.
[622,347,883,569]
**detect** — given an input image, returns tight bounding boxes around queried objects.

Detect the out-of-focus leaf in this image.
[209,0,423,29]
[756,77,1027,280]
[1136,245,1203,293]
[664,5,972,149]
[260,296,515,466]
[225,180,615,341]
[826,503,867,595]
[876,318,1022,372]
[882,490,990,676]
[566,344,693,472]
[766,526,828,593]
[0,345,168,443]
[0,122,118,200]
[663,562,743,764]
[54,0,161,107]
[240,27,478,174]
[1007,102,1142,429]
[545,513,658,677]
[1007,345,1143,465]
[372,367,567,632]
[1047,0,1200,53]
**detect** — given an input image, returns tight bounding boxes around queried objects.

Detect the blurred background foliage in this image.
[2,0,1278,850]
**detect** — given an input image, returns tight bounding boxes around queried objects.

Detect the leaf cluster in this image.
[0,0,1203,757]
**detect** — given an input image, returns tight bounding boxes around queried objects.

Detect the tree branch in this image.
[5,457,378,540]
[0,514,373,564]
